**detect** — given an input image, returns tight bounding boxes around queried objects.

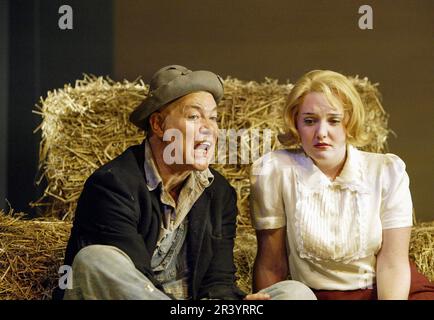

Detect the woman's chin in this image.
[307,150,330,162]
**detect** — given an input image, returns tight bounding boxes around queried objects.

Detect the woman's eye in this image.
[303,118,315,125]
[209,116,218,122]
[188,114,200,120]
[329,118,342,125]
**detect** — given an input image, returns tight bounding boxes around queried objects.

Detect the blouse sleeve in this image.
[249,153,287,230]
[380,153,413,229]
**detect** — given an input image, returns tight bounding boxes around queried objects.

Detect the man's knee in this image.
[261,280,317,300]
[72,245,133,275]
[67,245,170,300]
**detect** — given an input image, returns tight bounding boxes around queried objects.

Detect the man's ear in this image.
[149,112,165,138]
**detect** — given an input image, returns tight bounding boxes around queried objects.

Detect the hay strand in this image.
[0,210,71,300]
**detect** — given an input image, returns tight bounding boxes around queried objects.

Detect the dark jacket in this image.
[60,141,245,300]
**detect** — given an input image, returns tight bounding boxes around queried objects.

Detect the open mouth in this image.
[193,141,213,162]
[194,141,212,152]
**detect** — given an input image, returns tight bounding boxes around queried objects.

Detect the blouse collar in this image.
[295,145,369,193]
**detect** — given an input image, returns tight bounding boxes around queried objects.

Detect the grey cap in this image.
[130,65,224,129]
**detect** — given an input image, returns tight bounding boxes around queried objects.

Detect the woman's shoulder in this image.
[251,148,304,171]
[356,149,407,174]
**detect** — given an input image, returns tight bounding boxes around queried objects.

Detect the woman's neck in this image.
[314,149,347,181]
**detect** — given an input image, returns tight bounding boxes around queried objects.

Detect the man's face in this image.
[159,91,218,171]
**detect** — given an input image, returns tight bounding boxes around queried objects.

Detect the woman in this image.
[250,70,434,300]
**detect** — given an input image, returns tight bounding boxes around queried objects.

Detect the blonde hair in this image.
[278,70,369,147]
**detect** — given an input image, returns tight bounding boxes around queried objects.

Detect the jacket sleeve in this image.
[68,168,163,291]
[197,185,246,300]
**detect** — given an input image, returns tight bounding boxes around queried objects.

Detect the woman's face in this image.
[296,92,347,169]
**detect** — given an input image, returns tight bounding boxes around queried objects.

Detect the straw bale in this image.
[410,222,434,282]
[32,75,147,220]
[0,210,71,300]
[0,211,432,299]
[32,75,390,222]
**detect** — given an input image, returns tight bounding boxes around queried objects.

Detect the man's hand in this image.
[243,292,271,300]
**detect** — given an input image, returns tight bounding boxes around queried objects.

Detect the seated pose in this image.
[58,64,287,300]
[59,64,253,300]
[250,70,434,300]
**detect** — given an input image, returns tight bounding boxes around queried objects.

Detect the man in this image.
[59,65,247,300]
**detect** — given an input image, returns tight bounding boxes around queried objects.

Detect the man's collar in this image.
[144,139,163,191]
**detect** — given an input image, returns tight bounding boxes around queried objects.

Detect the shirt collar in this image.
[296,145,369,193]
[144,139,163,191]
[143,139,214,192]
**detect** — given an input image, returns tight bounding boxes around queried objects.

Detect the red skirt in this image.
[312,260,434,300]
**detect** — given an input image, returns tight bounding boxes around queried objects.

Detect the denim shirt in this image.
[143,140,214,299]
[151,217,189,299]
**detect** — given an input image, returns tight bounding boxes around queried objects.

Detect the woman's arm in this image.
[252,227,289,292]
[376,226,411,300]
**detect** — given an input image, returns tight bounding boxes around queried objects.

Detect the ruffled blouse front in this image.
[250,145,413,290]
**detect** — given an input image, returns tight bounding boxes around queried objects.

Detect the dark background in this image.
[1,0,433,221]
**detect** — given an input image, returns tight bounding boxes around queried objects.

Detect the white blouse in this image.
[250,145,413,290]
